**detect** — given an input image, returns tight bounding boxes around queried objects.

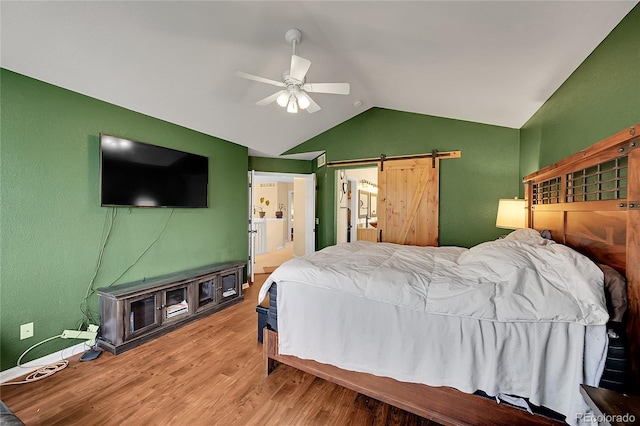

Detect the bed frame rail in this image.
[264,329,559,426]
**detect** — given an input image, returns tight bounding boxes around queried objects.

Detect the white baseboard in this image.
[242,282,249,289]
[0,341,88,384]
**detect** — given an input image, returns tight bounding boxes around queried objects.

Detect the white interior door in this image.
[247,170,256,283]
[293,174,316,256]
[305,174,316,254]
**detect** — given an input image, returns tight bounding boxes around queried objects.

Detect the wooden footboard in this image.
[264,328,560,426]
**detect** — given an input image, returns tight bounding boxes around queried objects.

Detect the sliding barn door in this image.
[378,158,439,246]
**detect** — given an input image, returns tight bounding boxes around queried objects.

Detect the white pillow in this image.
[503,228,553,245]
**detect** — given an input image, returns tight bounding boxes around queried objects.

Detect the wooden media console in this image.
[97,261,244,354]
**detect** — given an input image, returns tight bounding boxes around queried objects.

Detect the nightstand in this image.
[580,384,639,425]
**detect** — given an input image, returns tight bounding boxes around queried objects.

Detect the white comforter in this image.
[259,234,608,325]
[258,231,609,425]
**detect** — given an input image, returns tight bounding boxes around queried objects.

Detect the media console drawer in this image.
[97,261,244,354]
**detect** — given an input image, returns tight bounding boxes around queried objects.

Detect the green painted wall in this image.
[286,108,521,249]
[520,5,640,178]
[0,70,248,371]
[248,156,312,174]
[3,4,636,372]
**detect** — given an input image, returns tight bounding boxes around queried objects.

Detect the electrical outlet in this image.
[20,322,34,340]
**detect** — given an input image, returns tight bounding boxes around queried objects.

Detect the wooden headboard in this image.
[523,124,640,392]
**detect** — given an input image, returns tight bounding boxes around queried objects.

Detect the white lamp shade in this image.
[276,91,290,107]
[287,96,298,113]
[297,92,311,109]
[496,198,526,229]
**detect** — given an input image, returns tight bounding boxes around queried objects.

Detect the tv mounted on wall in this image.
[100,134,209,208]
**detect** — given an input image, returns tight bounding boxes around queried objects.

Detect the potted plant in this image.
[256,197,269,218]
[275,203,285,218]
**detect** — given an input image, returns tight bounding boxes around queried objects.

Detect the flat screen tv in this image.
[100,134,209,208]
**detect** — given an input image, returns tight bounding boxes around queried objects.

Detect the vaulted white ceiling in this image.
[1,1,636,159]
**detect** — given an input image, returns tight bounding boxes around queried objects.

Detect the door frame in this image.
[334,167,378,244]
[348,177,359,242]
[287,190,294,242]
[248,170,256,283]
[248,171,316,282]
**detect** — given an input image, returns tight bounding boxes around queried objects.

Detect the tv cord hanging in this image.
[106,208,175,287]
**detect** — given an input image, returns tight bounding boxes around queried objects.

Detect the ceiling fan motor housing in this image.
[285,28,302,47]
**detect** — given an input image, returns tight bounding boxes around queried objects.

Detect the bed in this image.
[258,124,640,425]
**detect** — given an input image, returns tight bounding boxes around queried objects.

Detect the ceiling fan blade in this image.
[305,93,321,113]
[303,82,350,95]
[290,55,311,82]
[255,90,287,106]
[236,71,285,87]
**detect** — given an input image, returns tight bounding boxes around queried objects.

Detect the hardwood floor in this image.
[254,242,293,274]
[1,274,439,426]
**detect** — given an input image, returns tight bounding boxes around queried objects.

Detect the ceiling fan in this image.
[236,28,350,114]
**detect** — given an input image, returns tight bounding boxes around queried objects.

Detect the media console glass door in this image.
[218,269,240,304]
[163,284,191,323]
[123,283,192,340]
[197,275,217,312]
[125,293,161,340]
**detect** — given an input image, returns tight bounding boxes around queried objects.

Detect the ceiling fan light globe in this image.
[297,92,311,109]
[276,91,290,107]
[287,97,298,113]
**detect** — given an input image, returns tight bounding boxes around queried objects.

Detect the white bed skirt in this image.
[275,281,608,426]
